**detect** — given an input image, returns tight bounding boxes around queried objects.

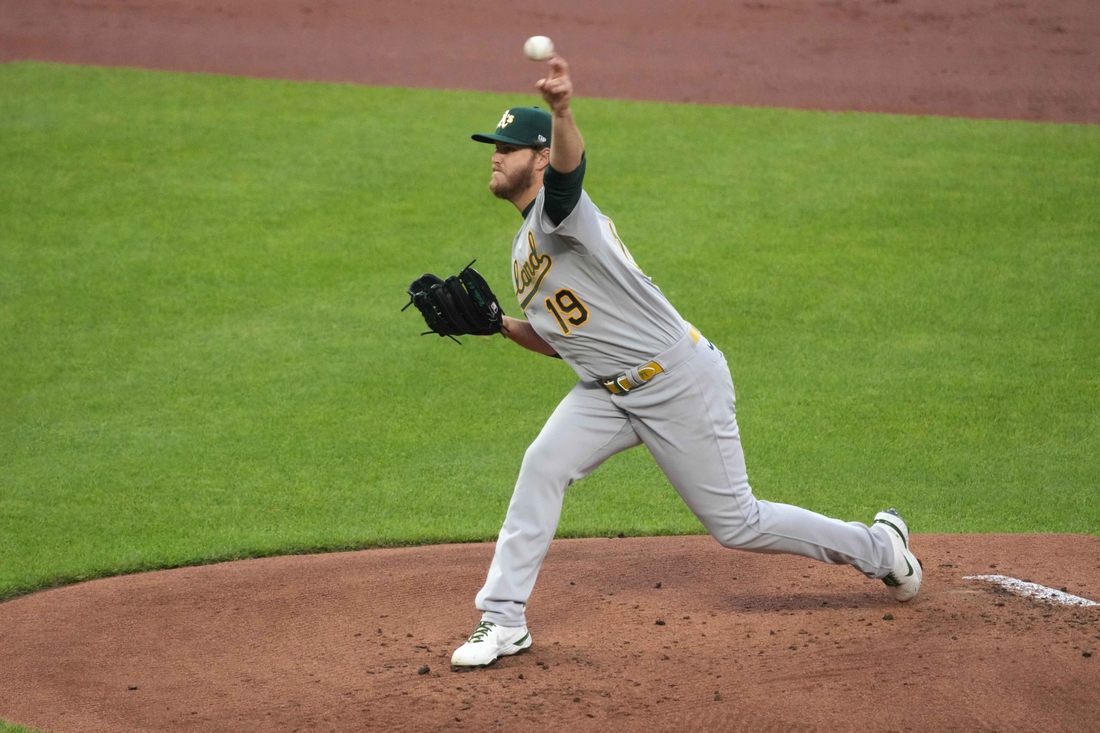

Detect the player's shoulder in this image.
[577,189,603,216]
[532,188,603,226]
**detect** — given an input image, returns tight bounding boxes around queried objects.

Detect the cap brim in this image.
[471,133,533,146]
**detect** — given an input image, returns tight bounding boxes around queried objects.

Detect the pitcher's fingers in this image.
[544,78,568,95]
[547,54,567,78]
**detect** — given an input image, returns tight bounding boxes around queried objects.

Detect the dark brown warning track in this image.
[1,0,1098,123]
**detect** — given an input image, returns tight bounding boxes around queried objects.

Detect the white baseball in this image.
[523,36,554,61]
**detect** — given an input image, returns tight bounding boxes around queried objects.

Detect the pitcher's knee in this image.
[709,499,765,550]
[714,520,765,550]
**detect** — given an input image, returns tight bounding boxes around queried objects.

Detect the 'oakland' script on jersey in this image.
[513,233,553,309]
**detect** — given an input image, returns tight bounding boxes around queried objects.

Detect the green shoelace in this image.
[466,621,494,643]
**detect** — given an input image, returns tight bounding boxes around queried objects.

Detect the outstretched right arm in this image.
[537,55,588,228]
[537,55,584,174]
[502,316,559,358]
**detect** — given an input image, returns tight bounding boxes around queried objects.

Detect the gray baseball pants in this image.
[476,331,896,627]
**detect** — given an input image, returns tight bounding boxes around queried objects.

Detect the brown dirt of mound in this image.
[1,0,1098,123]
[1,534,1098,732]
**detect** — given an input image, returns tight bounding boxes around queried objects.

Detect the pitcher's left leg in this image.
[475,381,641,628]
[629,342,894,579]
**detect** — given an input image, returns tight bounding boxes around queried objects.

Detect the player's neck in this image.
[509,171,545,215]
[511,190,538,215]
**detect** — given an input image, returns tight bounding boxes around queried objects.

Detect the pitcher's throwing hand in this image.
[536,56,573,114]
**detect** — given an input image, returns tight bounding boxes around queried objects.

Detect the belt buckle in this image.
[601,376,631,395]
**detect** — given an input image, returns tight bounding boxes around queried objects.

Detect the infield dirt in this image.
[1,535,1098,732]
[1,1,1098,731]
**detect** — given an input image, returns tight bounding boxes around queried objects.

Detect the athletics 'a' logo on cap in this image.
[497,111,516,129]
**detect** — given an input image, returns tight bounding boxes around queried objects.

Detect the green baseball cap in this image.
[472,106,552,148]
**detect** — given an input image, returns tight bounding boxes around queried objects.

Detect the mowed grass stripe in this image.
[1,62,1097,601]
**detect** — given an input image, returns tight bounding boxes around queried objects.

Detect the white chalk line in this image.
[963,574,1099,607]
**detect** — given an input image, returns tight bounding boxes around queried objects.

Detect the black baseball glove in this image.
[403,262,504,342]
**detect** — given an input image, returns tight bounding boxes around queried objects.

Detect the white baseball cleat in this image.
[451,620,532,667]
[873,508,923,602]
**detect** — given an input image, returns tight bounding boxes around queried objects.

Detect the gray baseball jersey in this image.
[474,183,899,629]
[511,189,686,381]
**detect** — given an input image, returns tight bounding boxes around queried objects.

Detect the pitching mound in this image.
[1,534,1097,732]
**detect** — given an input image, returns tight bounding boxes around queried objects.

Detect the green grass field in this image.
[1,62,1098,611]
[0,717,36,730]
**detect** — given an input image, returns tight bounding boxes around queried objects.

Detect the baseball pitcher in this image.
[407,54,923,669]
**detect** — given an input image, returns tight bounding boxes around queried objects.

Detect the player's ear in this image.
[534,146,551,171]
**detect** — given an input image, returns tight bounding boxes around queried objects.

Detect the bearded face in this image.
[489,146,539,202]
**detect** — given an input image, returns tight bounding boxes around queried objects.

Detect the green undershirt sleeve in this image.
[543,152,587,227]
